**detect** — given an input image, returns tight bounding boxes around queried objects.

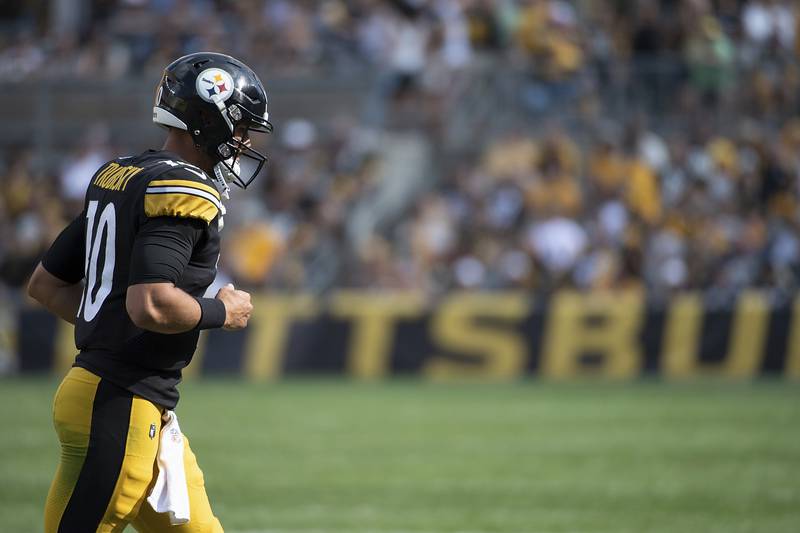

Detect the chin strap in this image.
[210,162,229,232]
[212,158,237,200]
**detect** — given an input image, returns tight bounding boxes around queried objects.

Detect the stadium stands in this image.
[1,0,798,299]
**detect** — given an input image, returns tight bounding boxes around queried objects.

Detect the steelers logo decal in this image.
[196,68,235,103]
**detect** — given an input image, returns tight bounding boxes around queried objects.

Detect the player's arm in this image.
[28,265,85,325]
[28,214,86,324]
[125,217,252,334]
[127,282,251,334]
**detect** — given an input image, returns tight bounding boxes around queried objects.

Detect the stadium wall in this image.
[13,290,800,380]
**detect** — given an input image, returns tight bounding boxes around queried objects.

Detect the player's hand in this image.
[215,283,252,330]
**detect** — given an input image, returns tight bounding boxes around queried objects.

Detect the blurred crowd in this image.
[1,0,800,297]
[228,112,800,296]
[3,0,800,110]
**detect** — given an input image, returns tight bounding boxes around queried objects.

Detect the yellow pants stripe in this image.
[98,396,162,532]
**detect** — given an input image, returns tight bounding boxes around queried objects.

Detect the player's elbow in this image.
[126,299,157,330]
[28,264,52,305]
[27,276,43,304]
[126,284,173,331]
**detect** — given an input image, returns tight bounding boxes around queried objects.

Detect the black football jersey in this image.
[42,149,224,408]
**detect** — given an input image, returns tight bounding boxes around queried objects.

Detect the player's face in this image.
[232,126,251,160]
[228,123,267,188]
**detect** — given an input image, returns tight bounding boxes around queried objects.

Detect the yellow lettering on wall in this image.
[662,291,769,379]
[785,296,800,380]
[540,290,644,379]
[661,293,703,378]
[715,291,768,377]
[243,294,319,381]
[425,292,528,380]
[330,291,424,380]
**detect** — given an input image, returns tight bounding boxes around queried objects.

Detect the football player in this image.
[28,52,272,532]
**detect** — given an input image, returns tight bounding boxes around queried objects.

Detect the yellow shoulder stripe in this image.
[144,192,219,224]
[148,179,220,200]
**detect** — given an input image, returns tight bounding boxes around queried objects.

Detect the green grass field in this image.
[0,379,798,533]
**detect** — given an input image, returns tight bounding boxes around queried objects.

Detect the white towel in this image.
[146,410,191,525]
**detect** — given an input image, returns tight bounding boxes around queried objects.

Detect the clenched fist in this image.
[215,283,253,330]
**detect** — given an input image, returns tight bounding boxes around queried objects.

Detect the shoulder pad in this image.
[144,167,221,224]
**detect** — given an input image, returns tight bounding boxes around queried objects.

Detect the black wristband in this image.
[194,297,227,330]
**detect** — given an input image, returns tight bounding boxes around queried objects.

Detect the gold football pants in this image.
[44,367,223,532]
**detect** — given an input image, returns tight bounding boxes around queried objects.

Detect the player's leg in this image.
[130,434,224,533]
[44,367,100,532]
[45,367,162,533]
[95,395,163,531]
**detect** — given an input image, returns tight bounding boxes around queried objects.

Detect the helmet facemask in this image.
[209,99,272,196]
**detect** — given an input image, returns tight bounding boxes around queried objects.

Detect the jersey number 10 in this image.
[78,200,116,322]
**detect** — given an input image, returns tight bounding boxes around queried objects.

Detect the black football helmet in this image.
[153,52,273,194]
